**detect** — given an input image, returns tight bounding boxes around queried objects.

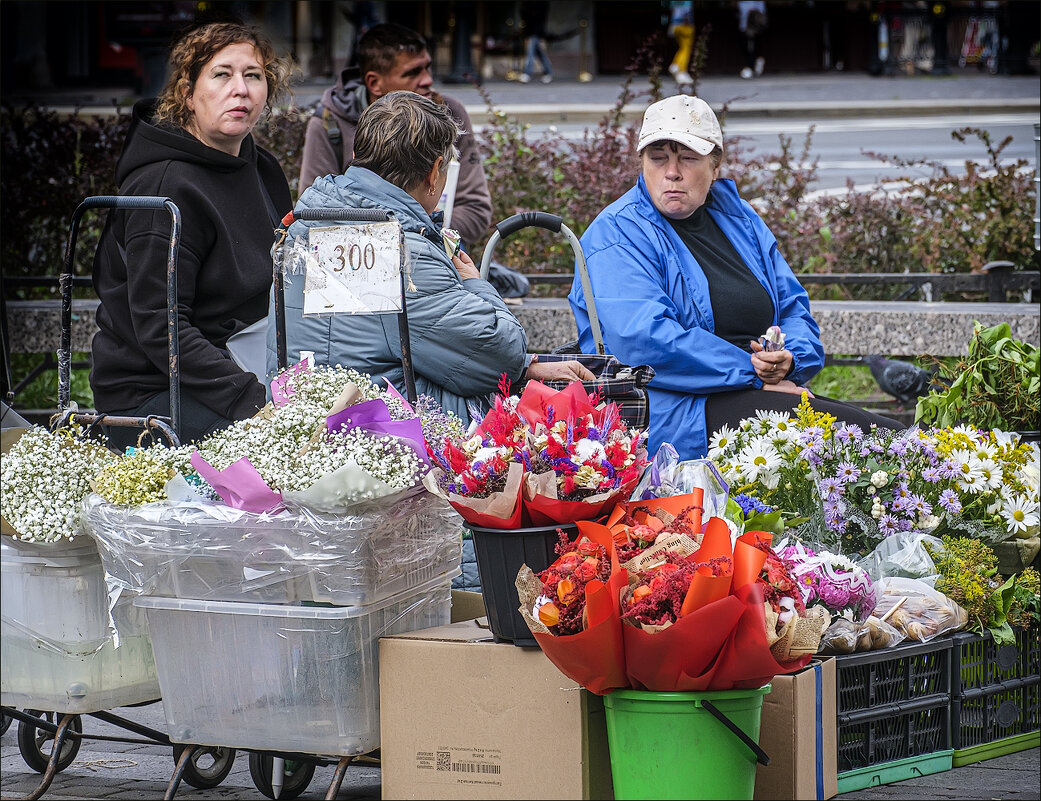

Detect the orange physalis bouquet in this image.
[517,520,629,694]
[518,491,831,694]
[426,376,648,529]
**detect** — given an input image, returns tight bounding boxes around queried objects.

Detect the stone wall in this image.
[6,298,1039,359]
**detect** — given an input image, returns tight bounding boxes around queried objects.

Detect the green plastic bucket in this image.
[603,686,771,800]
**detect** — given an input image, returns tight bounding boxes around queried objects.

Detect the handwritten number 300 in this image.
[332,243,376,271]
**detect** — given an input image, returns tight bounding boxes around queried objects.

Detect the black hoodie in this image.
[90,99,292,424]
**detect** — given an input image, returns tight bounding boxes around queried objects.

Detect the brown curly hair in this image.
[153,22,296,130]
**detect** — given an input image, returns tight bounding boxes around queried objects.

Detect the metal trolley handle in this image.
[478,211,605,356]
[59,195,182,442]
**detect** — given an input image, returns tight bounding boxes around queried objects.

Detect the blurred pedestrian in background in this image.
[667,0,695,90]
[519,1,554,84]
[738,1,767,79]
[298,23,492,250]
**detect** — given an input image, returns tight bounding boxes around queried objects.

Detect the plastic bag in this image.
[630,442,730,522]
[817,615,905,654]
[858,530,942,586]
[872,576,969,642]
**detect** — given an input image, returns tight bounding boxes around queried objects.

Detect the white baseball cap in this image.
[637,94,723,155]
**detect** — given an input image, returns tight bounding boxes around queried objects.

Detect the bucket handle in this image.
[700,700,771,766]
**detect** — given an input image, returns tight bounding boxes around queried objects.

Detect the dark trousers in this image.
[101,389,234,451]
[705,388,905,436]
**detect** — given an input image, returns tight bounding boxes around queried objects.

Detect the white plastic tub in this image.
[135,574,454,755]
[0,536,159,713]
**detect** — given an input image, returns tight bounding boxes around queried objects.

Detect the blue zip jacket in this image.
[267,166,529,422]
[568,177,824,459]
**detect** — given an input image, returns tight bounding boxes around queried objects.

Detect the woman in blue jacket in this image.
[569,94,901,460]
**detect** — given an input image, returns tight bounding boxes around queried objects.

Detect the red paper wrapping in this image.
[624,583,811,691]
[532,520,629,695]
[524,479,639,527]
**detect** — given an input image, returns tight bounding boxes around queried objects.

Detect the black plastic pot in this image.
[468,522,578,647]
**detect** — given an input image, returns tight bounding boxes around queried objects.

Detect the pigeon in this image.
[864,355,934,405]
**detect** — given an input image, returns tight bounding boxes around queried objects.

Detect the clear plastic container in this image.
[135,574,455,756]
[0,536,159,713]
[85,492,463,605]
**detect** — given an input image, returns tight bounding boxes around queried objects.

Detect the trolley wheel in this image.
[172,744,237,789]
[17,710,83,773]
[1,709,12,735]
[248,753,316,800]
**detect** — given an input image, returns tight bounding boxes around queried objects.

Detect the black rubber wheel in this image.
[0,709,12,736]
[248,752,316,800]
[172,744,237,789]
[16,710,83,773]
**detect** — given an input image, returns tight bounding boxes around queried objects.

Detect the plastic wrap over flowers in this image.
[776,540,877,621]
[82,489,462,607]
[630,442,731,521]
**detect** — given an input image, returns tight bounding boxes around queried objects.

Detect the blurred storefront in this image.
[1,1,1037,96]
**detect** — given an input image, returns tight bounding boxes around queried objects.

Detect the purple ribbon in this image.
[190,451,283,513]
[326,399,430,465]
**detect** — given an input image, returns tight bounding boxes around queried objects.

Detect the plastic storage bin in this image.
[835,638,953,777]
[0,536,160,714]
[836,750,954,794]
[949,626,1040,758]
[467,522,578,647]
[85,493,462,606]
[836,638,952,715]
[136,574,454,756]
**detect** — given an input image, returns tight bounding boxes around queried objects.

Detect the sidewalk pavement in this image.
[8,68,1039,123]
[1,700,1037,800]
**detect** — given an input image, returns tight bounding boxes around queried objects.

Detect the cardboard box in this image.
[754,658,838,800]
[450,590,486,623]
[380,620,614,800]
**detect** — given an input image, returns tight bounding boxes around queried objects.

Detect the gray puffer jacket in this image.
[267,166,529,423]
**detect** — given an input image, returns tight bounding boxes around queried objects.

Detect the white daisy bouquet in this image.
[1,425,119,543]
[708,396,1039,558]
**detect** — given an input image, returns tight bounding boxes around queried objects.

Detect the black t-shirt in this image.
[667,204,774,351]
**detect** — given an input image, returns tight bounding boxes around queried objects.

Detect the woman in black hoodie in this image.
[91,22,295,449]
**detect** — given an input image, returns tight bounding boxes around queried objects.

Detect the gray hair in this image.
[352,91,460,193]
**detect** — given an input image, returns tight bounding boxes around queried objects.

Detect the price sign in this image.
[302,221,403,316]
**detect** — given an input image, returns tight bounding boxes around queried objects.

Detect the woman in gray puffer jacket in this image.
[270,91,593,591]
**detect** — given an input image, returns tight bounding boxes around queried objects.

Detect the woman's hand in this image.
[749,339,794,385]
[524,355,596,383]
[761,379,815,398]
[452,249,480,281]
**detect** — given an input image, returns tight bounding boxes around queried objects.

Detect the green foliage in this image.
[806,363,886,402]
[915,322,1041,430]
[7,353,94,410]
[1,104,130,297]
[926,535,1038,644]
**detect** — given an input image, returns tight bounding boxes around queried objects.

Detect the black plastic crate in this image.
[952,678,1041,749]
[836,637,953,715]
[950,625,1040,695]
[837,695,952,772]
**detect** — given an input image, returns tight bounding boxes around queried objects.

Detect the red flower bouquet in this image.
[518,506,831,694]
[427,378,648,529]
[517,520,629,694]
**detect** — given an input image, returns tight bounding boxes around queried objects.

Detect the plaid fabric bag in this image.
[477,211,655,430]
[536,353,655,429]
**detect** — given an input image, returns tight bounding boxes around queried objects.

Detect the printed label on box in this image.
[413,746,503,785]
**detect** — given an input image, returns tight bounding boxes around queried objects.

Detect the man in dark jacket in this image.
[298,23,492,249]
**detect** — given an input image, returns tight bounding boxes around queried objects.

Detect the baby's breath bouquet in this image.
[1,425,118,543]
[708,396,1040,558]
[191,362,461,514]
